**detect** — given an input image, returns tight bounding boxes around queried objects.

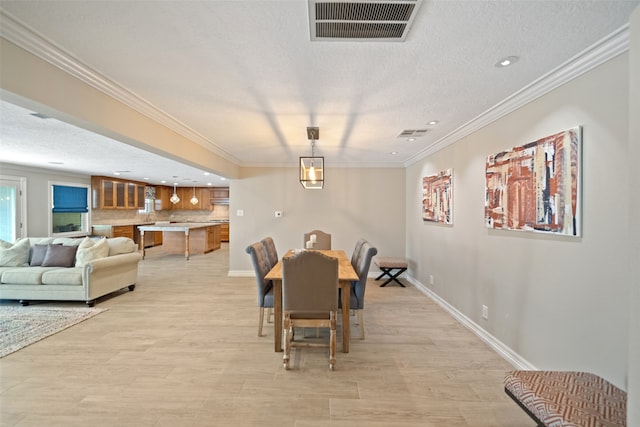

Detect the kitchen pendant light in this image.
[190,185,199,205]
[300,127,324,189]
[170,183,180,204]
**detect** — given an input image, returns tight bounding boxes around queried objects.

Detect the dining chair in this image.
[282,250,339,370]
[261,237,278,269]
[245,242,274,337]
[303,229,331,250]
[340,241,378,340]
[351,238,366,268]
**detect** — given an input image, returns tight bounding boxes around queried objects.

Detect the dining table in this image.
[264,249,359,353]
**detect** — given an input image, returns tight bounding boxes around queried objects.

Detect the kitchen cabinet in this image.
[92,224,135,242]
[155,186,172,210]
[210,187,229,205]
[207,225,221,251]
[155,186,209,210]
[92,176,145,210]
[220,223,229,242]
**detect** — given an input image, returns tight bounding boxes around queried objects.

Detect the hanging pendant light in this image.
[300,127,324,189]
[190,184,199,205]
[170,183,180,204]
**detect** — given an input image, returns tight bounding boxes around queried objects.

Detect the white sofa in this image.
[0,236,141,307]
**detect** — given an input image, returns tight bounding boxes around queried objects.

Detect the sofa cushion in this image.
[42,268,83,286]
[107,237,136,256]
[52,237,84,247]
[41,244,78,267]
[0,239,30,267]
[75,237,109,267]
[1,266,60,285]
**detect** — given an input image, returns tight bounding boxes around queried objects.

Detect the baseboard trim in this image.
[407,276,536,371]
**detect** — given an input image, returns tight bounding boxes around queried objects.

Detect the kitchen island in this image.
[137,223,221,260]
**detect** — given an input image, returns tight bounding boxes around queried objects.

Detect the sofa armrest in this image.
[85,252,142,273]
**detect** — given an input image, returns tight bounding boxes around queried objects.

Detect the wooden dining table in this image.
[265,249,359,353]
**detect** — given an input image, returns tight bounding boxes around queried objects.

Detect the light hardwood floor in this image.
[0,244,533,426]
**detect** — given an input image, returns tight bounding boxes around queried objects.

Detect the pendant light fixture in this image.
[300,126,324,189]
[190,184,199,205]
[170,183,180,204]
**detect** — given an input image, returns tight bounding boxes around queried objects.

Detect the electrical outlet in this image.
[482,305,489,320]
[429,275,434,285]
[236,209,244,217]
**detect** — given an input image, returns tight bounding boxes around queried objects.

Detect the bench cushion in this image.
[375,257,408,269]
[504,370,627,427]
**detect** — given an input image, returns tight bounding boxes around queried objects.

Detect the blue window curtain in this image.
[52,185,88,213]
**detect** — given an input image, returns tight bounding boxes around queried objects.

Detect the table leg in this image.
[184,231,190,260]
[139,230,146,259]
[340,280,350,353]
[274,279,283,352]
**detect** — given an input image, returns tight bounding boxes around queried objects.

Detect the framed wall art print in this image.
[485,126,581,236]
[422,168,453,224]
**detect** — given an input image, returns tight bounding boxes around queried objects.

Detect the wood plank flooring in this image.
[0,244,533,426]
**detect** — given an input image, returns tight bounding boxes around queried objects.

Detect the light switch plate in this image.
[236,209,244,217]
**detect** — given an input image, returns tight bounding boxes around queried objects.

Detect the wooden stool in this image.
[374,257,407,287]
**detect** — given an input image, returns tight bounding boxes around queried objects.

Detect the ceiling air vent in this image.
[309,0,422,42]
[398,129,429,138]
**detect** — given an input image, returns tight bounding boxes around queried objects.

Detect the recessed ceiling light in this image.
[495,56,519,67]
[204,172,210,176]
[408,138,416,142]
[427,120,439,125]
[390,151,398,155]
[48,161,64,165]
[113,172,120,176]
[143,177,149,180]
[220,177,227,181]
[160,180,167,184]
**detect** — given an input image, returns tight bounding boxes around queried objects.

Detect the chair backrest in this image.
[303,229,331,250]
[352,242,378,310]
[261,237,278,269]
[282,250,338,314]
[351,238,367,268]
[245,242,273,307]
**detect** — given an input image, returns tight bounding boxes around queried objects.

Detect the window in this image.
[0,176,26,241]
[49,182,91,237]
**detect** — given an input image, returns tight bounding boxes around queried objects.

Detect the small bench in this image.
[504,370,627,427]
[374,257,407,287]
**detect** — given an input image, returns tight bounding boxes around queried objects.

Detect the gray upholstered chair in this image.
[340,241,377,340]
[303,229,331,250]
[245,242,274,337]
[282,250,339,370]
[351,238,366,268]
[261,237,278,269]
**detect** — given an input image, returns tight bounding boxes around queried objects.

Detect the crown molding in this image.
[405,24,630,166]
[0,9,241,166]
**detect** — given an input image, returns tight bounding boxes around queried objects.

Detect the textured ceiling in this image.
[0,1,638,185]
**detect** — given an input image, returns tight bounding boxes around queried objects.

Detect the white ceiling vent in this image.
[309,0,422,42]
[398,129,429,138]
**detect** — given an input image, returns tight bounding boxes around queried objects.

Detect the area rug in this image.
[0,305,107,358]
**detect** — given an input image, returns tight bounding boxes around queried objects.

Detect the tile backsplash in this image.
[92,205,229,225]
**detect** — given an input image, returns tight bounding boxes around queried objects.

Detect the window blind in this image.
[52,185,88,213]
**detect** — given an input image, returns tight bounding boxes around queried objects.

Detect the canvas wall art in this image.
[485,127,581,236]
[422,168,453,224]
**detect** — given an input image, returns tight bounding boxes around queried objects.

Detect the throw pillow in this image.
[0,239,30,267]
[75,237,109,267]
[30,244,62,266]
[41,244,78,267]
[0,238,13,249]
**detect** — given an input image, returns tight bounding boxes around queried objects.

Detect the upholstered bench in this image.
[374,257,407,287]
[504,370,627,427]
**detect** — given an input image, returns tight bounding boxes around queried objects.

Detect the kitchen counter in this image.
[137,223,222,260]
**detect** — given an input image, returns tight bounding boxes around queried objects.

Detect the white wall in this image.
[406,54,631,388]
[229,166,405,273]
[627,5,639,425]
[0,162,90,237]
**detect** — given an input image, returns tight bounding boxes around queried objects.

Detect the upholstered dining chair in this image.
[303,229,331,250]
[282,250,339,370]
[245,242,274,337]
[351,238,367,268]
[261,237,278,270]
[340,241,378,340]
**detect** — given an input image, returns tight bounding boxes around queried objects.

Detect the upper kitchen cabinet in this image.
[155,186,210,210]
[92,176,145,210]
[210,187,230,205]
